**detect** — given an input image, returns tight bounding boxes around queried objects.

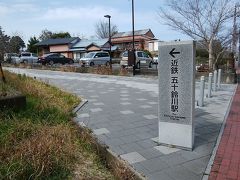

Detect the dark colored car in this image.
[197,64,209,72]
[38,53,74,65]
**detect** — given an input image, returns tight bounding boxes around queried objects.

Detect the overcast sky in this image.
[1,0,191,43]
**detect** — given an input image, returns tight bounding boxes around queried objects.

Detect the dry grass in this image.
[119,68,129,76]
[4,71,78,113]
[90,66,113,75]
[15,125,77,176]
[0,71,115,179]
[0,124,78,179]
[0,82,20,97]
[3,63,130,76]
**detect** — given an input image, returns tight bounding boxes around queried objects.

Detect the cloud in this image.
[32,5,131,39]
[12,3,38,12]
[39,6,130,22]
[0,4,9,16]
[0,2,38,17]
[14,0,36,2]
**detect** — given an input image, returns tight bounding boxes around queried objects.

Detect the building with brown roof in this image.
[112,29,156,51]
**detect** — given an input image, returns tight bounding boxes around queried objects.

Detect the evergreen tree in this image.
[27,36,39,53]
[39,29,71,40]
[9,36,25,53]
[0,26,9,82]
[51,32,71,39]
[0,26,10,61]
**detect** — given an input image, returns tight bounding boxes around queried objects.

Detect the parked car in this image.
[197,64,209,72]
[38,53,74,65]
[3,53,19,63]
[80,51,110,67]
[153,55,158,64]
[120,51,153,69]
[19,52,38,64]
[11,55,21,64]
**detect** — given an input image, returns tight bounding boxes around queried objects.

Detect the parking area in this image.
[3,60,159,76]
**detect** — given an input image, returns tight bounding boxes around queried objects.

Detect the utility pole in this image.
[132,0,135,52]
[239,28,240,64]
[232,4,237,69]
[132,0,136,75]
[104,15,112,69]
[232,3,240,69]
[232,5,237,53]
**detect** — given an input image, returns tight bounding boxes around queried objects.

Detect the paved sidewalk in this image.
[209,85,240,180]
[5,68,236,180]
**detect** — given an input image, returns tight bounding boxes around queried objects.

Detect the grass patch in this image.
[0,81,20,97]
[0,71,115,179]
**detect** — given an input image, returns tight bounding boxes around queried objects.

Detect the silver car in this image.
[3,53,18,63]
[19,52,38,64]
[120,51,153,69]
[80,51,110,67]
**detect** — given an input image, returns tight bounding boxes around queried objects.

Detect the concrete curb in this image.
[202,84,238,180]
[72,100,145,180]
[95,142,146,180]
[72,98,88,114]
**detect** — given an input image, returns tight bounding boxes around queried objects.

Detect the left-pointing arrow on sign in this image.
[169,48,180,58]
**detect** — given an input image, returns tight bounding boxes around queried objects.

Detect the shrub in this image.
[143,50,153,58]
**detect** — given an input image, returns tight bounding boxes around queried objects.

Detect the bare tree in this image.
[95,20,118,39]
[39,29,53,41]
[158,0,240,70]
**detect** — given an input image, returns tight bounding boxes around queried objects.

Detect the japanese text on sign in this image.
[170,59,179,113]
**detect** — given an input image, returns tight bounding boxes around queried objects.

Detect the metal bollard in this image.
[207,73,213,98]
[217,69,222,89]
[198,76,205,107]
[213,70,217,92]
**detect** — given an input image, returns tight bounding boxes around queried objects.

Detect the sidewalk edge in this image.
[72,99,146,180]
[72,98,88,114]
[202,84,238,180]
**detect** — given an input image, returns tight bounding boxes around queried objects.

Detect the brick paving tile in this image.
[209,83,240,180]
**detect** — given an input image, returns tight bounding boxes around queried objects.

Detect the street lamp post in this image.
[132,0,136,75]
[104,15,112,69]
[238,13,240,67]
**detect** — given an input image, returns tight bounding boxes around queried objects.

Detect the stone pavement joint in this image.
[120,110,134,115]
[154,146,180,155]
[120,152,146,164]
[93,128,110,135]
[77,113,89,118]
[143,115,158,120]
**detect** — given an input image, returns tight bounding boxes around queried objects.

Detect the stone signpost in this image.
[158,41,196,150]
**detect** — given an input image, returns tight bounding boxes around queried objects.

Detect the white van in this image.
[19,52,38,64]
[3,53,19,63]
[120,51,153,69]
[80,51,110,67]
